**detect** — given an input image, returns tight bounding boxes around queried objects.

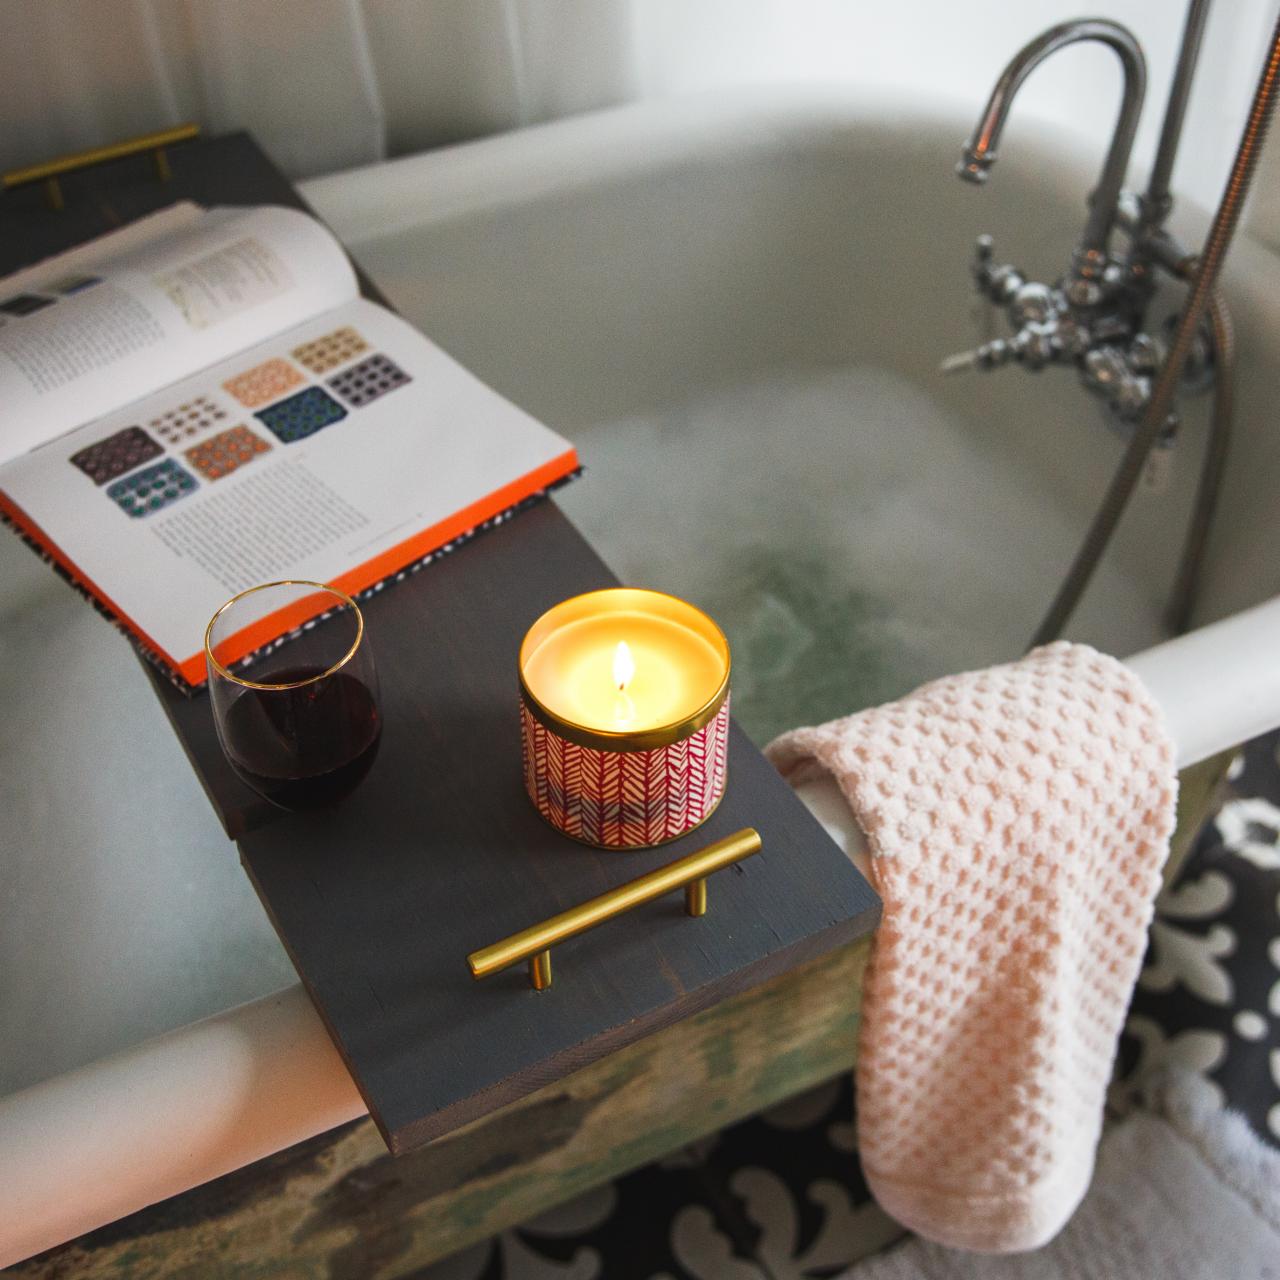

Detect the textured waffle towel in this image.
[767,643,1178,1253]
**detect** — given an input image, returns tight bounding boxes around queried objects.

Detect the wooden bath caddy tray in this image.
[0,132,881,1156]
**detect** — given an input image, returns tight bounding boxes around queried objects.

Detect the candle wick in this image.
[612,640,636,696]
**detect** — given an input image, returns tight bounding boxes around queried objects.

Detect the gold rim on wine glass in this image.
[204,579,365,692]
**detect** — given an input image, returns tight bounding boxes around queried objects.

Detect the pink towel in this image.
[767,642,1177,1253]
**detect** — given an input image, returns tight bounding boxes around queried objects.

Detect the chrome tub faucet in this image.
[944,8,1217,431]
[957,18,1147,305]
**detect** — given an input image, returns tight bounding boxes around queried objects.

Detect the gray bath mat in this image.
[839,1073,1280,1280]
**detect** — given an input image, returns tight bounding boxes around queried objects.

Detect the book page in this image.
[0,298,578,685]
[0,202,207,294]
[0,205,358,463]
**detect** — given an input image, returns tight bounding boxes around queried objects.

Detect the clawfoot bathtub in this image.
[4,90,1280,1268]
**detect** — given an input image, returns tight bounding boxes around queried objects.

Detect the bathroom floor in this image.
[424,729,1280,1280]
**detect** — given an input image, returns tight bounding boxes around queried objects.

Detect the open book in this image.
[0,203,578,690]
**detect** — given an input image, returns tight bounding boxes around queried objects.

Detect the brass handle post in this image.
[468,828,762,991]
[3,124,200,210]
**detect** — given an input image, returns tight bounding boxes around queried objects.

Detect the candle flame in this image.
[613,640,636,692]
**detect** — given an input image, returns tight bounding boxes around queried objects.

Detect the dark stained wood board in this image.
[2,131,881,1155]
[238,499,880,1152]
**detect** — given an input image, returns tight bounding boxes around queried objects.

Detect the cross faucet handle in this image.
[971,235,1026,304]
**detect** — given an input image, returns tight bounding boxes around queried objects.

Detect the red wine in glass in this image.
[206,582,382,812]
[221,666,381,810]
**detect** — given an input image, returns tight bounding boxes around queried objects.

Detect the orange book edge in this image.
[1,446,579,690]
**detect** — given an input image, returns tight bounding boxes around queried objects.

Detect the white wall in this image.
[0,0,635,180]
[0,1,1276,226]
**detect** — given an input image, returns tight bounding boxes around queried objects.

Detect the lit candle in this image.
[518,589,731,849]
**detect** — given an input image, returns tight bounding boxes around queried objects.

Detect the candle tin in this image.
[518,589,731,850]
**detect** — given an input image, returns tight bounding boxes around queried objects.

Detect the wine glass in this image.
[204,581,381,811]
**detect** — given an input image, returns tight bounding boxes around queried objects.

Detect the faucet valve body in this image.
[945,228,1213,438]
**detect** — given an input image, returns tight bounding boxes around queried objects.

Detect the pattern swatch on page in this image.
[292,325,370,375]
[70,426,163,486]
[106,458,198,518]
[327,353,411,408]
[50,274,102,296]
[0,293,54,317]
[147,394,230,445]
[255,386,347,443]
[223,357,305,409]
[184,424,272,481]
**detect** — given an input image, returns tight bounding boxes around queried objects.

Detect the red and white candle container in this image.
[518,589,731,850]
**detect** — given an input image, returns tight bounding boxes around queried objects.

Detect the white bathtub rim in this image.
[0,984,365,1269]
[298,83,1269,292]
[299,84,1115,249]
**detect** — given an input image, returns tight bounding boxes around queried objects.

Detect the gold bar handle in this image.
[468,828,762,991]
[3,123,200,210]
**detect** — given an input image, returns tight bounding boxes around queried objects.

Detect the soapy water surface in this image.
[557,365,1162,745]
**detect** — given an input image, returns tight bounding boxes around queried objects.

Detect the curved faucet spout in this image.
[958,19,1147,267]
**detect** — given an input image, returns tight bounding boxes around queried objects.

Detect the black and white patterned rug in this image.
[426,731,1280,1279]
